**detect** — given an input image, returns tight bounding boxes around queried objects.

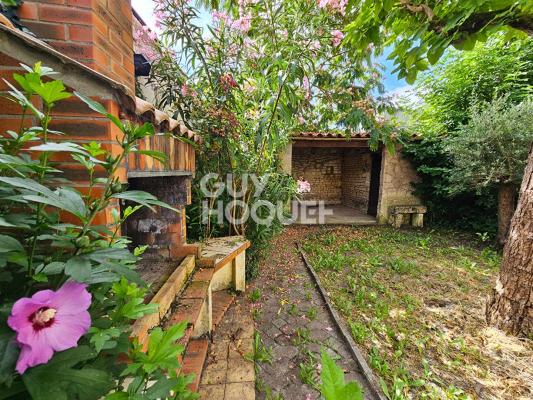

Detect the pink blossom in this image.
[310,40,321,51]
[212,10,231,25]
[303,76,311,100]
[181,84,189,96]
[317,0,347,15]
[297,179,311,194]
[231,14,252,33]
[8,282,91,374]
[331,29,344,47]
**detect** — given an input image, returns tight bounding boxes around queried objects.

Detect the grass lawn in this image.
[301,226,532,400]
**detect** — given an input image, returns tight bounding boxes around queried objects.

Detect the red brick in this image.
[0,53,23,67]
[68,24,93,42]
[39,4,92,25]
[106,0,132,30]
[51,96,114,116]
[0,96,29,115]
[92,47,112,70]
[0,70,24,90]
[111,61,134,89]
[17,3,39,20]
[164,298,203,328]
[212,290,235,328]
[92,14,108,36]
[182,281,209,300]
[47,41,93,60]
[193,268,214,282]
[67,0,93,8]
[48,118,111,140]
[180,338,208,392]
[32,0,65,4]
[94,31,122,61]
[0,117,35,133]
[22,20,67,41]
[109,30,133,61]
[94,2,122,36]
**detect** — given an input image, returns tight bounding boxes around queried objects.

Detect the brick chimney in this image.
[17,0,135,93]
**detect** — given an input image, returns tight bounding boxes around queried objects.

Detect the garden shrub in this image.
[402,35,532,235]
[0,64,196,399]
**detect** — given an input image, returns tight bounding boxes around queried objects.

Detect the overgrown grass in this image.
[302,226,532,400]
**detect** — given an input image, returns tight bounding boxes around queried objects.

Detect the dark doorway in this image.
[367,151,382,216]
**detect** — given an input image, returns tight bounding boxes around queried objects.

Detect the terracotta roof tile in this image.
[134,97,202,143]
[293,131,371,139]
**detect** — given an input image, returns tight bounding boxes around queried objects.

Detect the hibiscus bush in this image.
[0,64,196,399]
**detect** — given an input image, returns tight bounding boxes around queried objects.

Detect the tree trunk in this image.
[486,147,533,335]
[497,183,517,244]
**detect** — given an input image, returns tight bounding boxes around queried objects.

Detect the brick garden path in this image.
[247,226,377,400]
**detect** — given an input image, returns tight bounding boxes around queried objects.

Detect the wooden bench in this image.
[388,205,427,228]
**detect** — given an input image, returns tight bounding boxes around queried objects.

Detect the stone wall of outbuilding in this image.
[292,147,343,204]
[376,145,422,223]
[341,149,371,212]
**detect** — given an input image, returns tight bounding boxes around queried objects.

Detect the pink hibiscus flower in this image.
[8,282,91,374]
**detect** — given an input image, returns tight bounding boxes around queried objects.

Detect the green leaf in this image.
[144,376,180,399]
[320,350,363,400]
[74,92,125,131]
[0,329,19,386]
[29,79,71,105]
[427,43,445,65]
[133,149,168,164]
[29,142,91,156]
[22,346,112,400]
[3,79,45,120]
[39,261,66,275]
[64,256,91,282]
[0,235,24,253]
[112,191,178,212]
[73,92,108,115]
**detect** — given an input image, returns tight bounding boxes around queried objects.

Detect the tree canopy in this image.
[342,0,533,83]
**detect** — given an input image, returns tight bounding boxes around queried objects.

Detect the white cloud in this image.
[387,85,421,105]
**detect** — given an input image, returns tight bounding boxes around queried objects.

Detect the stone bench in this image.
[388,205,427,228]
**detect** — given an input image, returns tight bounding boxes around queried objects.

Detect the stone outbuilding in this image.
[281,132,423,225]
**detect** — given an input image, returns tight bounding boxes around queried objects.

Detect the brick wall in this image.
[292,148,343,204]
[18,0,135,92]
[0,51,125,226]
[341,150,371,212]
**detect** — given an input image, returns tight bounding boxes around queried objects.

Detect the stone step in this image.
[180,338,209,392]
[212,290,236,329]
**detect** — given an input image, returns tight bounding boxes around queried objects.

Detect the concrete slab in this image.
[294,204,377,225]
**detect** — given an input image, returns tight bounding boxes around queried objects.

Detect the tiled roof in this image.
[134,97,201,143]
[293,131,371,139]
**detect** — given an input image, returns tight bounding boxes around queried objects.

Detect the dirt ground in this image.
[248,226,378,400]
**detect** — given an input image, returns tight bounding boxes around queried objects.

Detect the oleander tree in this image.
[142,0,398,275]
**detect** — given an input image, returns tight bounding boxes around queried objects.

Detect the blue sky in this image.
[131,0,409,94]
